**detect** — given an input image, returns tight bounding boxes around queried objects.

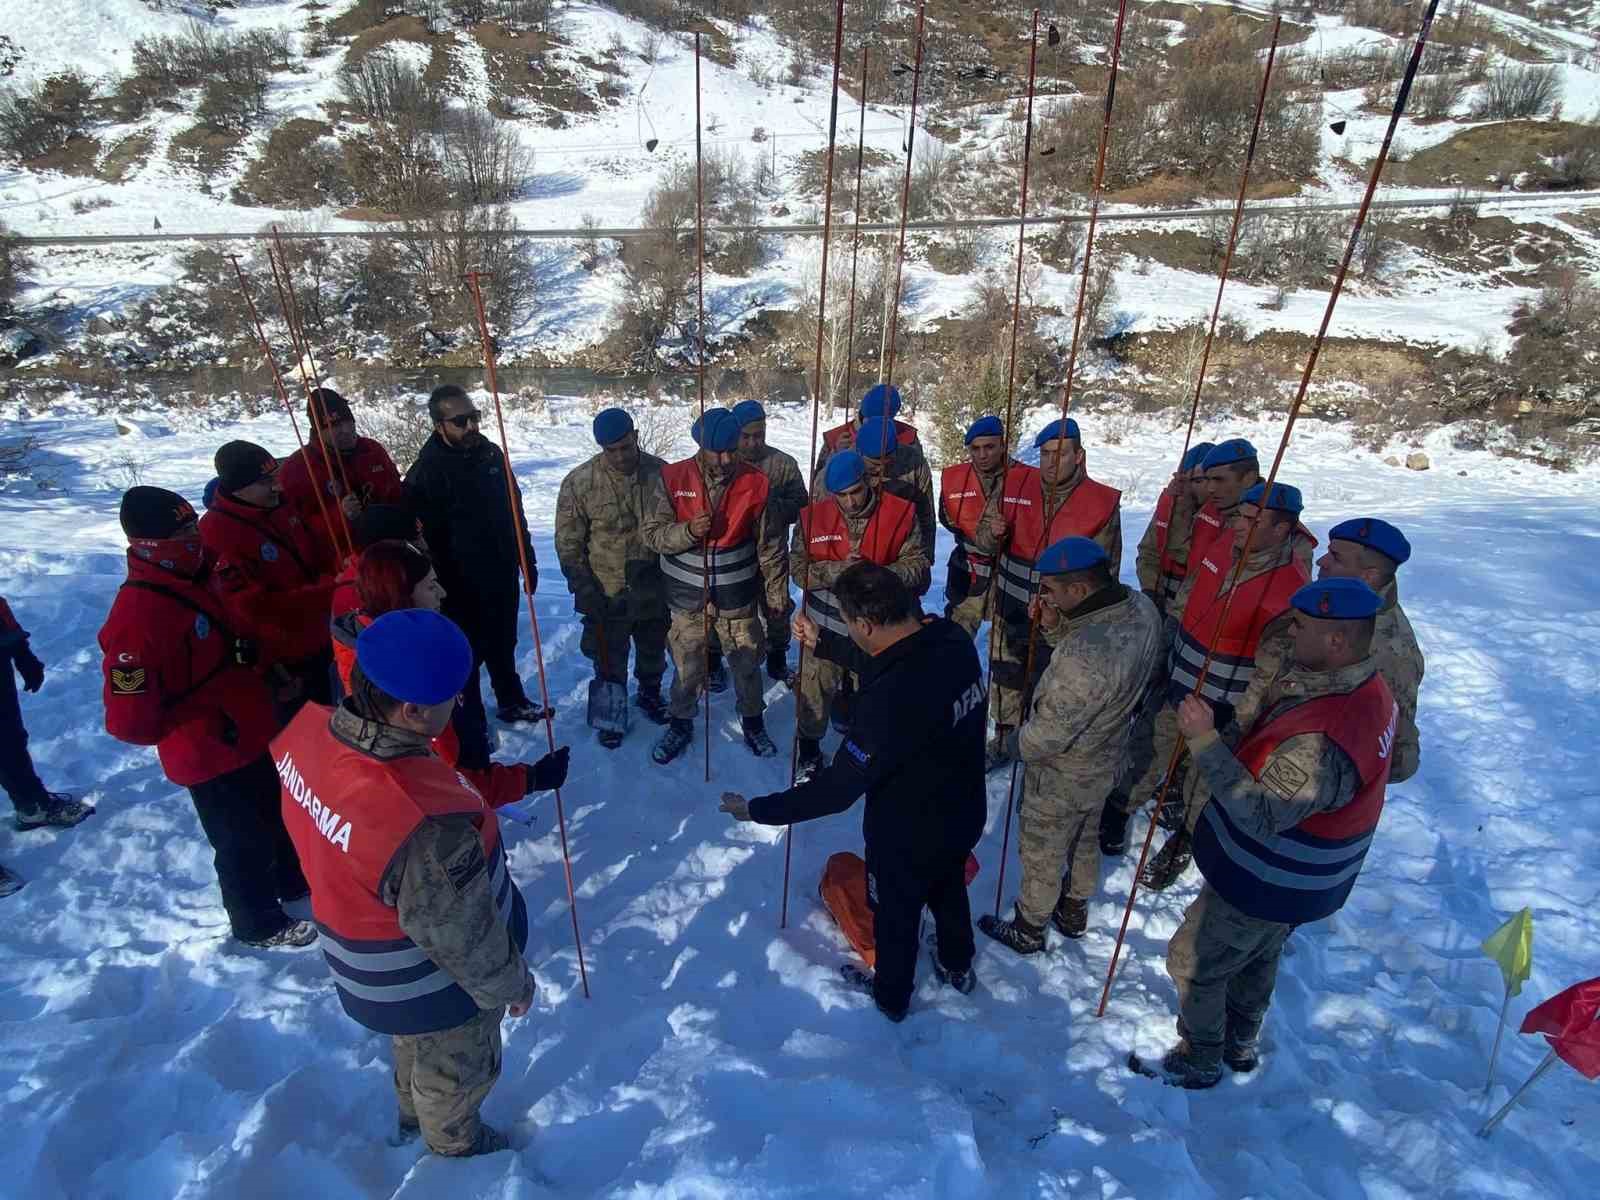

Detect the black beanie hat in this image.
[214,441,278,494]
[308,386,352,427]
[351,503,420,551]
[120,486,198,539]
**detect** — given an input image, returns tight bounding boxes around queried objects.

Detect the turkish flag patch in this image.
[111,668,147,694]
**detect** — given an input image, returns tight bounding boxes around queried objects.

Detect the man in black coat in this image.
[403,385,542,766]
[721,562,987,1022]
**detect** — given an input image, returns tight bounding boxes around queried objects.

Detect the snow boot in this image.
[1052,894,1088,940]
[765,646,789,683]
[1156,1042,1223,1090]
[1139,830,1193,892]
[1224,1012,1263,1073]
[0,864,22,898]
[795,738,825,783]
[496,701,550,725]
[742,716,778,758]
[840,964,907,1023]
[440,1123,510,1158]
[930,952,977,996]
[597,729,625,750]
[14,792,94,832]
[634,685,670,726]
[1098,799,1131,856]
[704,652,729,694]
[651,718,695,765]
[977,907,1045,956]
[241,918,317,949]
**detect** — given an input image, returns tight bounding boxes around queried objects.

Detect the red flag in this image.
[1519,977,1600,1080]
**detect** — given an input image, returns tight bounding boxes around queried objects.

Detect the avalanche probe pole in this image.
[993,0,1132,918]
[840,41,870,418]
[780,0,847,930]
[1150,16,1282,608]
[464,270,591,1000]
[228,255,346,564]
[879,0,927,388]
[693,31,714,784]
[1096,0,1443,1019]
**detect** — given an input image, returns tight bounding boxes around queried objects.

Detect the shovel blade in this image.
[587,678,631,734]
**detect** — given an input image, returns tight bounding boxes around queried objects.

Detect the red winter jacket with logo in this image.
[97,554,281,787]
[279,437,405,559]
[200,493,337,663]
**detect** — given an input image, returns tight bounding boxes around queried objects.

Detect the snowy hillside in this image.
[1,391,1597,1197]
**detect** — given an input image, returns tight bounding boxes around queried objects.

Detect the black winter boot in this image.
[930,953,977,995]
[1052,894,1088,939]
[597,729,624,750]
[14,792,93,831]
[742,716,778,757]
[1139,830,1193,892]
[240,918,317,949]
[634,684,670,726]
[977,907,1046,955]
[1224,1010,1263,1073]
[795,738,824,783]
[765,646,789,682]
[1099,800,1131,856]
[0,864,23,897]
[1155,1040,1223,1090]
[651,718,696,765]
[704,652,729,694]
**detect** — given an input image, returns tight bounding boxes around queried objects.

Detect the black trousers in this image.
[866,844,977,1016]
[0,661,47,814]
[445,575,528,750]
[187,753,308,942]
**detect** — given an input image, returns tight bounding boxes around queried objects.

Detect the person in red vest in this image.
[276,609,560,1156]
[276,387,405,559]
[812,382,926,491]
[939,414,1027,636]
[1145,577,1397,1089]
[1112,481,1311,891]
[201,441,338,710]
[790,450,930,781]
[988,417,1122,773]
[329,504,425,622]
[1188,438,1317,577]
[852,416,937,578]
[1135,441,1213,614]
[640,409,787,764]
[99,486,315,949]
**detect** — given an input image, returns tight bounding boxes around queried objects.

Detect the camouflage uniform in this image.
[1166,654,1380,1071]
[554,450,670,690]
[337,706,529,1156]
[814,442,937,591]
[1135,484,1199,605]
[743,443,809,656]
[1374,578,1424,783]
[1014,585,1163,925]
[940,462,1007,637]
[640,468,788,721]
[812,425,930,502]
[789,492,931,740]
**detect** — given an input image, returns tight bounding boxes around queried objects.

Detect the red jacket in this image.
[278,437,405,557]
[330,558,361,621]
[201,493,336,663]
[97,555,281,787]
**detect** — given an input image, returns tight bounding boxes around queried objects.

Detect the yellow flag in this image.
[1481,907,1533,997]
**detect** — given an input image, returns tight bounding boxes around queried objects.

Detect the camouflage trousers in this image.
[990,617,1050,731]
[392,1005,504,1156]
[580,614,667,689]
[795,651,853,742]
[667,610,766,720]
[1165,884,1289,1068]
[1016,767,1111,926]
[947,592,989,640]
[1112,697,1181,817]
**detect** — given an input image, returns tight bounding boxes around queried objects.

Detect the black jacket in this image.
[750,617,986,870]
[403,432,536,588]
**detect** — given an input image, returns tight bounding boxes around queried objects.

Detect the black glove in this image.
[527,745,570,794]
[16,648,44,693]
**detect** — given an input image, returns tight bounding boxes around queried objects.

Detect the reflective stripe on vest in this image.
[800,492,916,665]
[660,539,760,611]
[1192,673,1396,923]
[658,459,768,613]
[1171,551,1306,704]
[995,470,1120,620]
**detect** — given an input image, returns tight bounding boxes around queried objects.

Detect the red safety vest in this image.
[657,458,770,613]
[823,418,919,453]
[939,462,1030,589]
[1191,501,1318,572]
[1151,491,1190,609]
[1170,547,1307,708]
[799,491,917,663]
[1193,671,1396,923]
[274,703,529,1036]
[995,466,1121,620]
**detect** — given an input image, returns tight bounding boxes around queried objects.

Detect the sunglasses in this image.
[443,410,483,429]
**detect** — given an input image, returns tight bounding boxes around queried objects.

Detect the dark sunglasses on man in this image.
[443,410,482,429]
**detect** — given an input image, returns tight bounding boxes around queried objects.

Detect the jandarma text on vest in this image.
[276,751,353,852]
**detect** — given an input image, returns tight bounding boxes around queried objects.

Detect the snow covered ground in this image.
[1,391,1597,1198]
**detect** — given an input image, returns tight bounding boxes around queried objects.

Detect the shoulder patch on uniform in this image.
[444,842,486,895]
[1261,756,1310,803]
[111,667,147,694]
[260,541,279,562]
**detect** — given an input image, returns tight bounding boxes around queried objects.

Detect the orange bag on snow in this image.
[818,850,980,969]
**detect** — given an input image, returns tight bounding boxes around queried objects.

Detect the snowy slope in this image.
[1,393,1597,1198]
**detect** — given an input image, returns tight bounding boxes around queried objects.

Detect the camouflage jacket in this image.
[639,464,789,618]
[554,450,669,620]
[1375,578,1423,783]
[746,444,810,538]
[1135,482,1198,594]
[812,442,937,571]
[789,488,932,597]
[1019,584,1163,797]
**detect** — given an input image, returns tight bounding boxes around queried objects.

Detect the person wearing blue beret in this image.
[938,415,1023,639]
[1148,576,1398,1090]
[640,409,788,764]
[812,383,930,504]
[849,416,938,588]
[729,399,809,682]
[1135,441,1214,613]
[977,537,1163,955]
[553,407,673,749]
[1316,517,1423,783]
[1191,438,1317,576]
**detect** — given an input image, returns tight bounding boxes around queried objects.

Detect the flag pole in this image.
[1484,982,1513,1096]
[1477,1048,1559,1138]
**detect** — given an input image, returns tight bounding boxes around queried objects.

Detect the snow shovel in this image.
[586,619,630,735]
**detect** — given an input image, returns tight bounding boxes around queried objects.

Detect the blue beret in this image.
[731,399,766,427]
[1201,438,1257,469]
[1036,536,1108,576]
[1180,442,1215,473]
[965,415,1004,445]
[856,417,897,459]
[859,383,902,418]
[692,409,740,452]
[824,450,866,493]
[1291,578,1382,620]
[1241,481,1303,515]
[1033,417,1080,448]
[357,609,474,705]
[202,477,220,511]
[1328,517,1411,566]
[592,407,634,447]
